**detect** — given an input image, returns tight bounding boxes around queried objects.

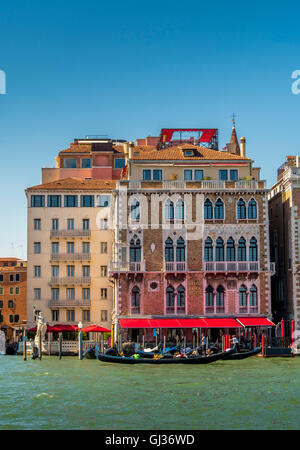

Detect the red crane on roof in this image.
[157,128,218,150]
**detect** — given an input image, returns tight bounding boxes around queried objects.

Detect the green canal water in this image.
[1,355,300,430]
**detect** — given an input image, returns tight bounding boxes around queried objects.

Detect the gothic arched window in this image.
[204,237,213,261]
[215,198,224,220]
[130,236,141,262]
[216,285,225,307]
[175,199,184,219]
[165,199,174,220]
[248,198,257,219]
[238,237,246,261]
[165,237,174,262]
[177,285,185,308]
[204,199,213,219]
[131,286,140,313]
[239,285,247,307]
[237,198,246,219]
[250,284,258,307]
[249,237,258,261]
[226,237,235,261]
[205,286,214,307]
[130,199,140,221]
[176,237,185,262]
[216,237,224,261]
[166,285,175,308]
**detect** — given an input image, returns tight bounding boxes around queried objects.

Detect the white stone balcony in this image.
[234,180,261,189]
[164,262,187,272]
[204,261,260,272]
[163,181,186,190]
[201,180,226,190]
[109,261,146,273]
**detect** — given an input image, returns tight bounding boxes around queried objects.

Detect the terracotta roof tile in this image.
[59,143,124,155]
[131,144,250,161]
[27,177,117,191]
[59,144,92,155]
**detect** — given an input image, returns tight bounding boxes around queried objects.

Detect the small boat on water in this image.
[221,347,262,360]
[83,344,100,359]
[98,348,234,364]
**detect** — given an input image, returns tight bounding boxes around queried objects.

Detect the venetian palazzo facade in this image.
[269,156,300,333]
[25,138,126,328]
[110,126,274,342]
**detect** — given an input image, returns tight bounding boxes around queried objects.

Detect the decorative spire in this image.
[232,113,236,128]
[226,114,240,155]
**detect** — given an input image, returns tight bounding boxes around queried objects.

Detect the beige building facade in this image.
[25,136,126,329]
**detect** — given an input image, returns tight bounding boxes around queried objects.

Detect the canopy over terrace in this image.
[119,318,242,329]
[81,325,111,333]
[27,324,79,332]
[236,317,275,327]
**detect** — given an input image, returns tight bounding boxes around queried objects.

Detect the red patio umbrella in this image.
[81,325,111,333]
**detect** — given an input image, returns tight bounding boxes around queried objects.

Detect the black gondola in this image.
[221,347,262,360]
[98,348,234,364]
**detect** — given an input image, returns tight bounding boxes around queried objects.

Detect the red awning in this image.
[81,325,111,333]
[27,325,54,332]
[202,318,242,328]
[237,317,275,327]
[49,325,78,332]
[119,318,240,329]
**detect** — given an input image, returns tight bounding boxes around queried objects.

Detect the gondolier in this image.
[231,335,239,352]
[201,334,207,355]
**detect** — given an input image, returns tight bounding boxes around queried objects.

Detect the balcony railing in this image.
[239,306,259,314]
[50,229,91,238]
[204,261,259,272]
[205,306,226,314]
[235,180,260,189]
[49,277,91,286]
[49,299,91,308]
[164,262,187,272]
[109,261,146,273]
[128,181,142,189]
[163,181,186,190]
[201,180,226,189]
[166,306,186,314]
[119,179,266,191]
[130,306,141,314]
[50,253,91,261]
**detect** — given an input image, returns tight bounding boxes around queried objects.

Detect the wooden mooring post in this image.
[38,330,42,360]
[23,328,27,361]
[59,333,62,360]
[262,333,265,357]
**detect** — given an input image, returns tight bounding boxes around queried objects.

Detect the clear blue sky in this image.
[1,0,299,257]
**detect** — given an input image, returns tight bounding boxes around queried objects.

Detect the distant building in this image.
[0,258,27,342]
[269,156,300,333]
